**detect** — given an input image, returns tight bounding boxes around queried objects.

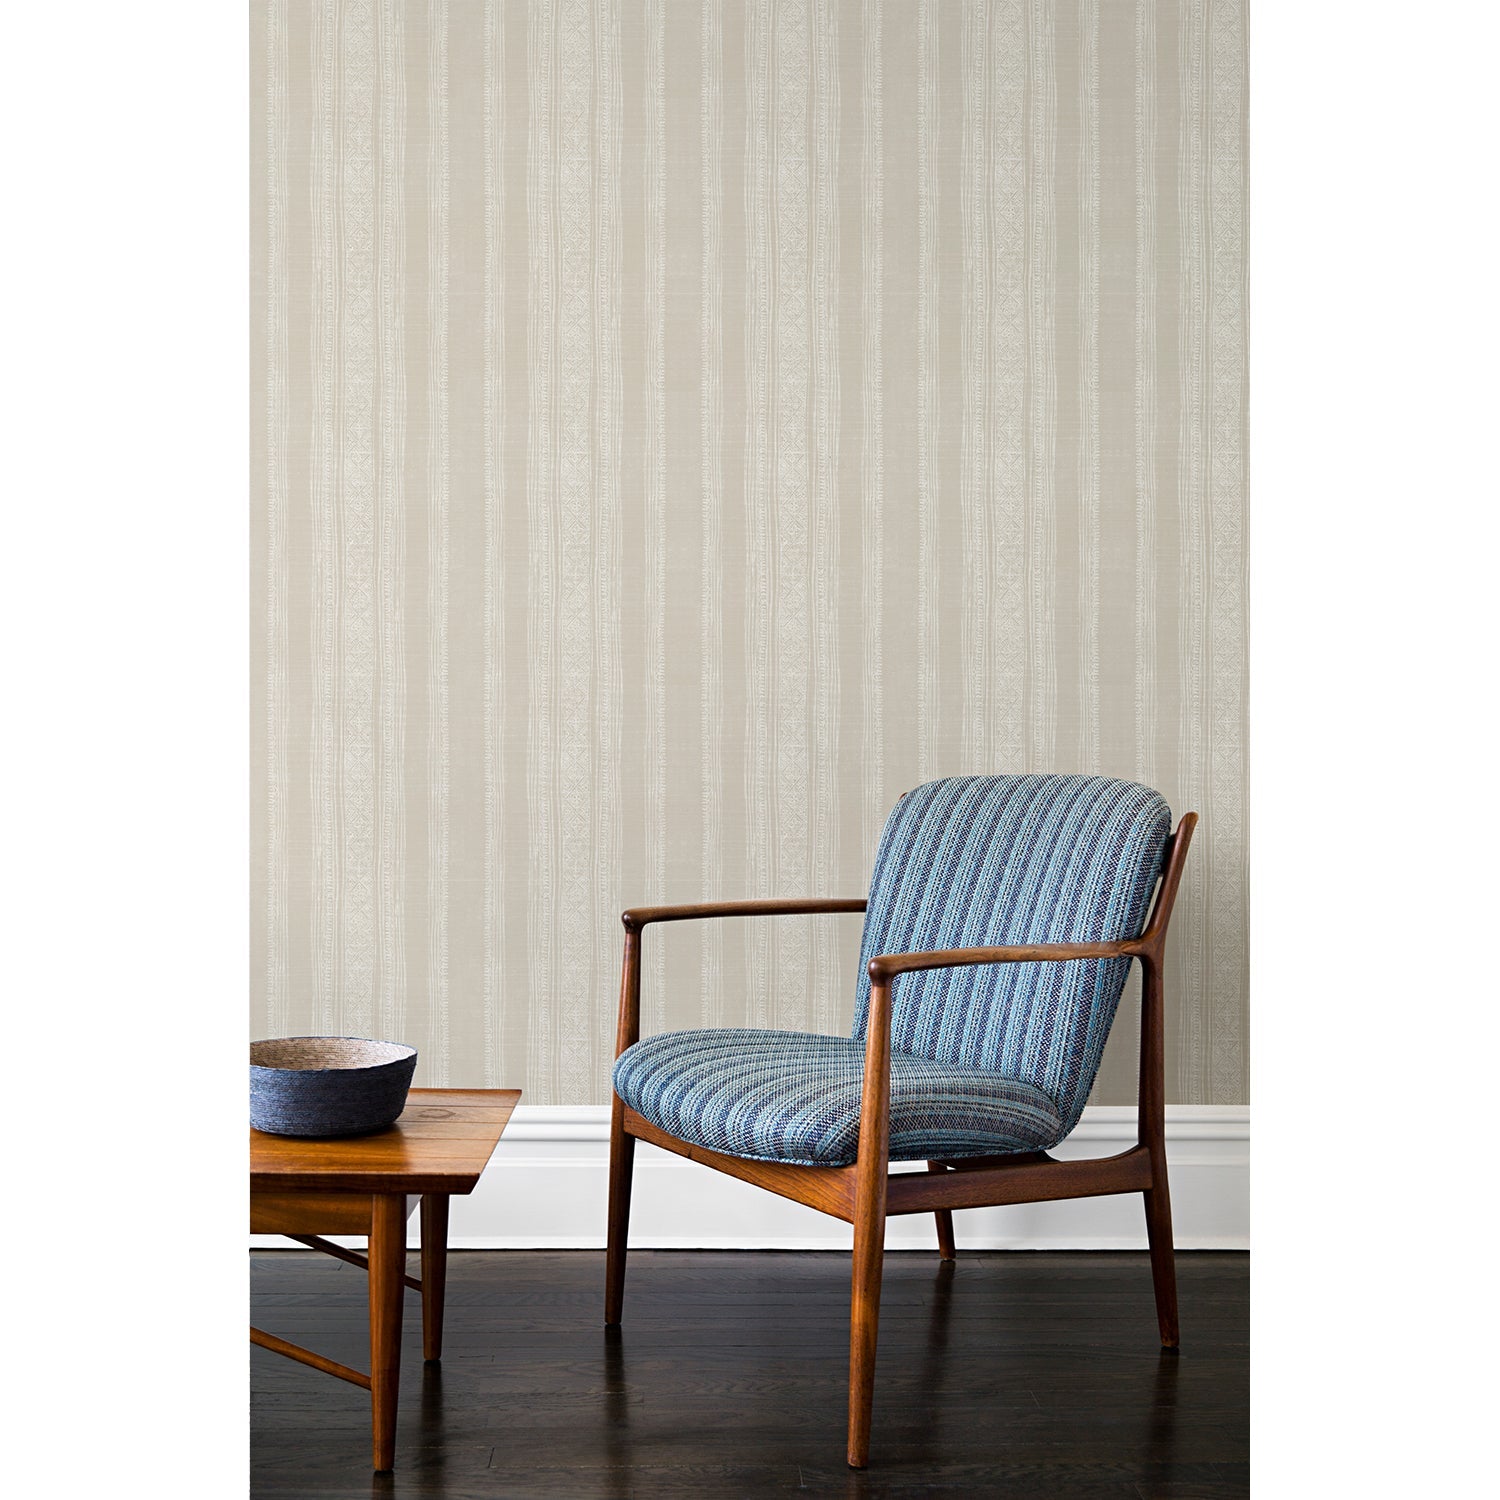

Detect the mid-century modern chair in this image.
[605,774,1196,1468]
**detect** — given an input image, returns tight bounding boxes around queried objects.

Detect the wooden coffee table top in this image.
[250,1088,521,1196]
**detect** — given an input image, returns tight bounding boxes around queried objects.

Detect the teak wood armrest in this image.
[614,899,867,1054]
[859,941,1149,1137]
[865,938,1145,985]
[621,897,867,931]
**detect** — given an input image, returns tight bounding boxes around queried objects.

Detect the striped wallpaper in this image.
[250,0,1247,1107]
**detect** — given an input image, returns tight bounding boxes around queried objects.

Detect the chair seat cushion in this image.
[612,1029,1067,1168]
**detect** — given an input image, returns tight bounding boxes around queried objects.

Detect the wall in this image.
[250,0,1247,1107]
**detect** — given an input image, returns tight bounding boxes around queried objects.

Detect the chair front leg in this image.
[847,971,894,1469]
[605,1096,635,1327]
[847,1165,889,1468]
[605,923,643,1327]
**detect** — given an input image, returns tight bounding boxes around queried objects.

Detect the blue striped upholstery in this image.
[613,775,1171,1165]
[854,776,1170,1139]
[611,1029,1064,1167]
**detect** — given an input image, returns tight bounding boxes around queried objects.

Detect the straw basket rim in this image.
[250,1035,418,1074]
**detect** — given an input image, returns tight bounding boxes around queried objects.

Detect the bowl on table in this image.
[250,1036,419,1138]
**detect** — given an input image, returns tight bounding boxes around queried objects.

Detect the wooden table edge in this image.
[251,1171,486,1195]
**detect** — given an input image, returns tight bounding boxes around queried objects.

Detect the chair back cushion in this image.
[853,775,1171,1138]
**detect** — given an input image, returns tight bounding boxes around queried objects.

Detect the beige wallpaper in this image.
[250,0,1247,1106]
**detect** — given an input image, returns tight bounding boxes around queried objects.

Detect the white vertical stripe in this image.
[558,0,591,1102]
[744,0,772,1026]
[645,0,667,1036]
[341,0,379,1036]
[1207,0,1247,1101]
[1026,0,1056,768]
[916,0,939,784]
[526,0,559,1095]
[310,0,339,1037]
[591,0,623,1091]
[1135,0,1158,788]
[959,0,990,771]
[700,0,725,1029]
[860,0,883,867]
[773,0,813,1028]
[265,0,289,1037]
[989,0,1027,773]
[810,0,839,1032]
[428,0,451,1083]
[1179,0,1209,1100]
[481,0,502,1087]
[1078,0,1100,772]
[376,0,407,1046]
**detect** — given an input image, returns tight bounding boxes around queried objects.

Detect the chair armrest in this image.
[866,938,1142,985]
[853,817,1198,1181]
[613,899,868,1059]
[622,897,867,931]
[853,940,1145,1169]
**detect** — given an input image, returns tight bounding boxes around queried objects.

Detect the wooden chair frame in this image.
[605,813,1197,1469]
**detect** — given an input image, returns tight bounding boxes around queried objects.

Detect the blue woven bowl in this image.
[250,1036,418,1138]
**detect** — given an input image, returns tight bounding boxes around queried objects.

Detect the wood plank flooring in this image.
[251,1249,1247,1498]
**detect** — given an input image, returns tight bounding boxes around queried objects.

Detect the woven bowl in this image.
[250,1037,418,1138]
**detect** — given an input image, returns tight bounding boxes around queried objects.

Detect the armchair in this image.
[604,774,1196,1468]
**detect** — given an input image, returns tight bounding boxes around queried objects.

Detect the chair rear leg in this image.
[847,1191,887,1468]
[1143,1169,1179,1348]
[605,1104,635,1327]
[926,1162,956,1260]
[934,1210,956,1261]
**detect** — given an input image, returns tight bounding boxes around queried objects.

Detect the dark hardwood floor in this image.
[251,1249,1247,1499]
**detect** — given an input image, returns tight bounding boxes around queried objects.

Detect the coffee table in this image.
[250,1087,520,1471]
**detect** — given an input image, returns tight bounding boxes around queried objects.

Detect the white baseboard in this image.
[251,1104,1247,1252]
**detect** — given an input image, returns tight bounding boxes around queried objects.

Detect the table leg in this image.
[420,1193,450,1362]
[368,1192,406,1472]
